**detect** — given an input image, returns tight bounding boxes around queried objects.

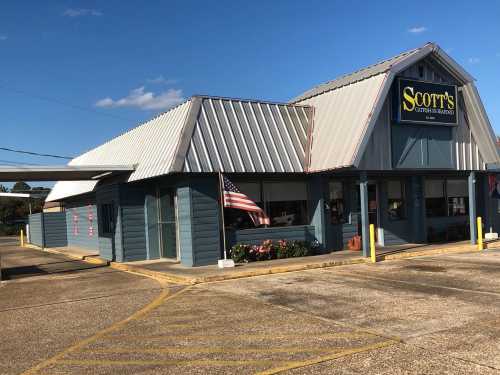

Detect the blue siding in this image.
[29,213,43,246]
[145,190,160,260]
[65,200,99,251]
[120,184,148,262]
[190,178,221,266]
[43,212,67,247]
[96,184,122,261]
[177,185,194,266]
[229,225,315,247]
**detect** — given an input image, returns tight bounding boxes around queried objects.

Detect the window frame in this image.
[100,202,115,235]
[425,178,469,218]
[387,179,406,221]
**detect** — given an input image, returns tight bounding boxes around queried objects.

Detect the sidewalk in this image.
[23,239,493,285]
[109,240,484,285]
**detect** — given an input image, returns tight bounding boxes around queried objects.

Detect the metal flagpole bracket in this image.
[218,171,235,269]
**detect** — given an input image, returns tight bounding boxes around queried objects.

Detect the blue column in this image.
[360,172,369,257]
[469,172,477,245]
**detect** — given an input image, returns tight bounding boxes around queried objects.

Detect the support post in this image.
[20,229,24,247]
[360,172,369,257]
[468,172,477,245]
[369,224,376,263]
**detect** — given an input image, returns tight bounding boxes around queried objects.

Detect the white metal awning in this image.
[0,165,135,181]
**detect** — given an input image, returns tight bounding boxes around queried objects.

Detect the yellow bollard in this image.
[477,217,483,251]
[369,224,376,263]
[20,229,24,247]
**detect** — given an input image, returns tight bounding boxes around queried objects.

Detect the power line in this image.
[0,80,135,122]
[0,147,73,160]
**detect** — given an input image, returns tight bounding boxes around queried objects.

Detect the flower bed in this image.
[229,239,318,263]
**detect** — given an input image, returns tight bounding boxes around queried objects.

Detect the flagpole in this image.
[218,171,227,261]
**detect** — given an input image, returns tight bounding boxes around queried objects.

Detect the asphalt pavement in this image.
[2,238,500,374]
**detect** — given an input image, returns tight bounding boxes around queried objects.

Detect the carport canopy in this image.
[0,165,136,181]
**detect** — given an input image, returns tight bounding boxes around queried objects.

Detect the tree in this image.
[12,181,31,193]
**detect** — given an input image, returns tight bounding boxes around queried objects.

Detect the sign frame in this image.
[396,78,458,126]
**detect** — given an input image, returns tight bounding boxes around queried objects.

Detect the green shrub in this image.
[230,239,313,263]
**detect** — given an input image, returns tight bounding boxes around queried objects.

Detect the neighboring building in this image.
[43,201,63,213]
[35,43,500,266]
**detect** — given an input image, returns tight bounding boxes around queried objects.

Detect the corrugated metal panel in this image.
[292,46,423,103]
[182,98,312,173]
[48,100,192,201]
[300,73,388,171]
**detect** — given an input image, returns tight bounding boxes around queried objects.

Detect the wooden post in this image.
[20,229,24,247]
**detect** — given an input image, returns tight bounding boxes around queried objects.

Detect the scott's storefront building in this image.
[34,43,500,265]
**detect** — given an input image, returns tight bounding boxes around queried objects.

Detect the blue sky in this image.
[0,0,499,186]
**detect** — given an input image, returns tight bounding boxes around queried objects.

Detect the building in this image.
[32,42,500,266]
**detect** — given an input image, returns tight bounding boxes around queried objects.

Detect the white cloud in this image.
[0,35,7,41]
[147,75,177,85]
[408,26,427,34]
[63,8,102,17]
[468,57,480,64]
[96,87,185,111]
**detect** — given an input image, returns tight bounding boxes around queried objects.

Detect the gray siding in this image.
[190,178,221,266]
[65,199,99,251]
[28,213,43,247]
[28,212,67,248]
[177,185,194,266]
[43,212,67,247]
[145,189,160,260]
[96,184,122,261]
[120,184,148,262]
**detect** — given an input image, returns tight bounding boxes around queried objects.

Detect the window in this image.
[329,181,345,224]
[224,180,308,229]
[447,179,468,216]
[425,179,469,217]
[425,179,446,217]
[224,182,261,230]
[100,203,115,234]
[263,182,308,227]
[387,180,406,220]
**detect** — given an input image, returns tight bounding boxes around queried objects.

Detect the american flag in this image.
[222,175,270,226]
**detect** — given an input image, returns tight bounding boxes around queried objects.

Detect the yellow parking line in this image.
[21,285,193,375]
[80,346,335,354]
[55,358,284,367]
[256,340,398,375]
[102,331,371,341]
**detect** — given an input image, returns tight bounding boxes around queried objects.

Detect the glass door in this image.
[159,187,177,259]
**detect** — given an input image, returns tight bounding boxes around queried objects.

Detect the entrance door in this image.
[158,188,177,259]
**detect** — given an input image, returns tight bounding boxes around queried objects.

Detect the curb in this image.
[110,257,369,285]
[23,244,109,266]
[378,244,478,261]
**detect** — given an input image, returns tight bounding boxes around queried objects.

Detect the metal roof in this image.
[0,165,135,181]
[182,97,312,173]
[48,97,312,201]
[294,42,491,172]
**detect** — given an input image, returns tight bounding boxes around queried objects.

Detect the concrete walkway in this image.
[110,240,484,285]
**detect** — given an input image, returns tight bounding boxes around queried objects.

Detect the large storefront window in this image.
[425,180,447,217]
[425,178,468,217]
[447,179,469,216]
[224,180,308,229]
[387,180,406,220]
[329,181,345,224]
[264,182,307,226]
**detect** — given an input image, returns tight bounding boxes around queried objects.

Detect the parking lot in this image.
[2,239,500,374]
